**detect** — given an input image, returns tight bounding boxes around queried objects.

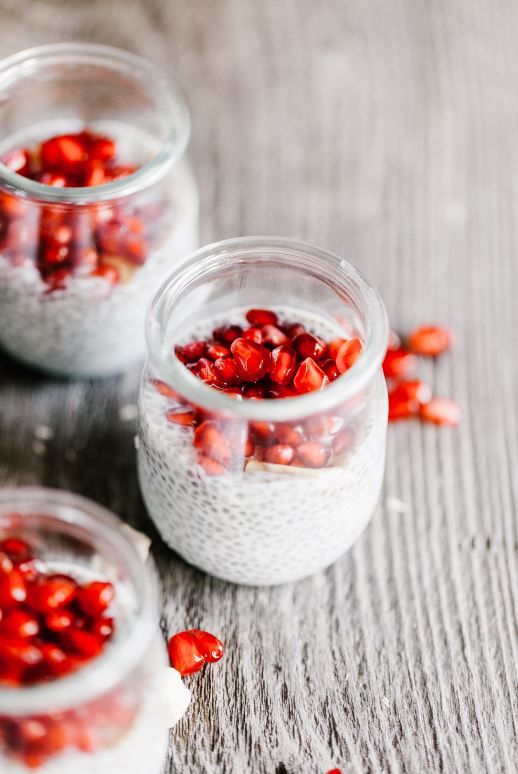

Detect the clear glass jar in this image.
[137,237,389,585]
[0,43,198,377]
[0,487,169,773]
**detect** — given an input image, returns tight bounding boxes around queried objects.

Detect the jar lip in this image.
[0,43,190,204]
[146,236,389,422]
[0,486,158,716]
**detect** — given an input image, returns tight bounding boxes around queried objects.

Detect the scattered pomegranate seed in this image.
[382,348,417,379]
[420,398,461,426]
[293,358,329,393]
[246,308,278,326]
[92,264,119,285]
[408,325,453,356]
[231,338,271,382]
[168,629,224,676]
[152,379,179,399]
[189,630,225,663]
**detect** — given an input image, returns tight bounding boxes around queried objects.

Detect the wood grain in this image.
[0,1,517,772]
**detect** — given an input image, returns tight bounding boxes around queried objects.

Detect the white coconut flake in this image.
[34,424,54,440]
[161,667,191,727]
[386,496,409,514]
[119,403,138,422]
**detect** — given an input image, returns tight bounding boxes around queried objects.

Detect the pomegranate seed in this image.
[261,325,288,347]
[2,148,31,175]
[151,379,179,399]
[395,379,431,405]
[41,135,87,170]
[0,610,39,638]
[0,538,32,562]
[189,630,225,663]
[293,358,329,394]
[91,617,115,640]
[266,384,298,398]
[0,551,13,573]
[90,135,116,162]
[276,424,305,446]
[213,357,241,386]
[76,581,115,617]
[0,568,27,608]
[264,444,295,465]
[269,345,297,384]
[167,631,205,676]
[207,343,230,359]
[246,308,278,326]
[305,414,343,439]
[328,338,346,360]
[45,609,75,633]
[296,441,331,468]
[388,387,419,421]
[335,338,362,373]
[250,421,277,443]
[320,358,340,381]
[93,264,119,285]
[382,348,417,379]
[62,629,103,658]
[194,421,232,464]
[37,172,67,187]
[0,636,43,667]
[213,324,243,345]
[408,325,453,356]
[175,341,207,363]
[189,357,218,384]
[198,455,227,476]
[166,408,196,426]
[243,327,263,344]
[285,322,305,338]
[243,383,265,399]
[230,338,271,382]
[84,159,106,186]
[293,332,327,361]
[29,575,76,613]
[420,398,461,426]
[332,428,355,455]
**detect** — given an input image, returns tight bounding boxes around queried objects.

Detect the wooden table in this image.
[0,2,517,772]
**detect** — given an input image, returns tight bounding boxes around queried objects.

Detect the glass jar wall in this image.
[0,44,199,377]
[137,237,388,585]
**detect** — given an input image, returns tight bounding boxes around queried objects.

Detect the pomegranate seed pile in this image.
[0,537,115,687]
[167,629,224,677]
[384,325,461,425]
[0,129,166,290]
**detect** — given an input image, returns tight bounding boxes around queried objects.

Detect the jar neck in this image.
[0,487,158,716]
[0,43,190,204]
[147,236,388,422]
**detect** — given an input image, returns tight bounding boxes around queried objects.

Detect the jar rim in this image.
[0,487,158,716]
[146,236,389,422]
[0,43,190,204]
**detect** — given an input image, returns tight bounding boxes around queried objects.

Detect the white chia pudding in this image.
[0,161,198,378]
[137,309,388,585]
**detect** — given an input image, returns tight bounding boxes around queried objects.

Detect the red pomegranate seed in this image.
[0,636,43,667]
[293,358,329,394]
[213,324,243,345]
[396,379,432,405]
[91,617,115,640]
[320,358,340,381]
[264,444,294,465]
[15,558,38,582]
[189,357,218,384]
[328,338,346,360]
[388,388,419,421]
[0,568,27,608]
[207,342,230,359]
[246,308,278,326]
[261,325,288,347]
[266,384,298,398]
[29,575,76,613]
[335,338,362,373]
[177,341,207,363]
[198,454,227,476]
[93,264,119,285]
[189,629,224,663]
[194,421,232,464]
[382,348,417,379]
[45,609,75,633]
[293,332,327,361]
[62,629,103,658]
[285,322,305,338]
[408,325,453,357]
[0,609,39,638]
[305,414,343,439]
[41,135,87,170]
[2,148,31,175]
[166,408,196,427]
[230,338,271,382]
[0,538,32,562]
[152,379,179,399]
[168,631,205,676]
[0,551,13,573]
[213,357,241,386]
[90,135,116,162]
[76,581,115,617]
[36,172,67,187]
[276,424,305,446]
[250,421,276,443]
[420,398,461,426]
[243,327,263,344]
[270,344,297,384]
[243,383,265,399]
[296,441,331,468]
[84,159,106,186]
[332,428,355,455]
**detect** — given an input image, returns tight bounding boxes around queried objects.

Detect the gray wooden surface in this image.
[0,1,517,772]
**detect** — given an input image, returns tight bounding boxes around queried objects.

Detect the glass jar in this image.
[0,43,198,377]
[137,237,388,586]
[0,487,170,773]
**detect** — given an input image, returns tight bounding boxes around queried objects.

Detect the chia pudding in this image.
[138,305,388,586]
[0,123,198,377]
